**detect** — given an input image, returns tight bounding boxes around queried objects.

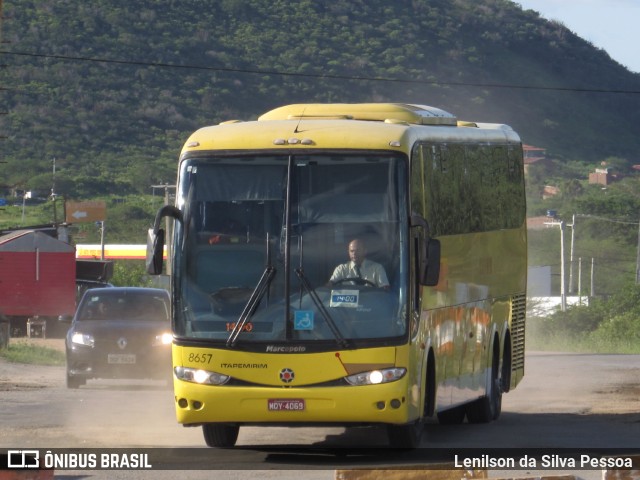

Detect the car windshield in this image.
[173,153,409,346]
[77,290,170,322]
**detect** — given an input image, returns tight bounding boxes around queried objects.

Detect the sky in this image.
[515,0,640,73]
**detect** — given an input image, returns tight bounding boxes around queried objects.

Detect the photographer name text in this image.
[455,454,634,469]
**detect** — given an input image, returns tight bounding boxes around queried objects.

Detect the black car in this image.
[65,287,172,388]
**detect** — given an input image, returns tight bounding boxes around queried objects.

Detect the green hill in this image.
[2,0,639,200]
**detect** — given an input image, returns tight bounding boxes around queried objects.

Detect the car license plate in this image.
[108,353,136,364]
[267,399,305,411]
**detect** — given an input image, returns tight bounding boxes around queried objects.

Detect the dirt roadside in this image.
[0,338,66,388]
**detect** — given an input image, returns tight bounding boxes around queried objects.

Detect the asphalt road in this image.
[1,350,639,478]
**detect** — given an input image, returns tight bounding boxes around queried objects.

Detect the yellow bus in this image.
[147,103,527,448]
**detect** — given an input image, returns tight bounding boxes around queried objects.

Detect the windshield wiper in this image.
[227,233,276,347]
[295,267,349,349]
[226,266,275,347]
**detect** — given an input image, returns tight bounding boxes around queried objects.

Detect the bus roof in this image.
[181,103,520,155]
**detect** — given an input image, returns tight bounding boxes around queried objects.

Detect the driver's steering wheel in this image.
[332,277,377,288]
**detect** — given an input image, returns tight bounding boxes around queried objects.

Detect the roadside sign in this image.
[65,201,106,223]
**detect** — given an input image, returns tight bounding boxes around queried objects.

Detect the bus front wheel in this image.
[203,424,240,448]
[386,421,423,449]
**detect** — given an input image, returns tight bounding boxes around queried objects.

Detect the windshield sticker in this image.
[330,289,359,308]
[294,311,314,330]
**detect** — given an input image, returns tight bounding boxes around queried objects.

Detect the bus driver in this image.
[329,238,390,289]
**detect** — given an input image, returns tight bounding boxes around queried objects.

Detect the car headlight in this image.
[344,367,406,386]
[71,332,95,347]
[153,332,173,346]
[174,366,230,385]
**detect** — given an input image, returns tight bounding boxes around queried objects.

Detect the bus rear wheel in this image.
[437,404,466,424]
[466,350,502,423]
[203,424,240,448]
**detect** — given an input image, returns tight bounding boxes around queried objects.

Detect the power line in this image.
[2,49,640,95]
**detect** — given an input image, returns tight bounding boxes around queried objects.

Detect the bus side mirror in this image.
[146,227,165,275]
[146,205,183,275]
[411,213,441,287]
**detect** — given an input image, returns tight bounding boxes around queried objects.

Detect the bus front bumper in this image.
[173,379,415,426]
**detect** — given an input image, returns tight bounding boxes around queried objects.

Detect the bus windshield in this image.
[173,153,408,346]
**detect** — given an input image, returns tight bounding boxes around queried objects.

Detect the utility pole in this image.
[545,219,567,311]
[590,257,595,297]
[560,221,566,311]
[568,214,576,293]
[99,221,105,260]
[51,157,58,225]
[578,257,582,305]
[21,190,29,224]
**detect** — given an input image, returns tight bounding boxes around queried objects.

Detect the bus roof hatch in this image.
[258,103,458,126]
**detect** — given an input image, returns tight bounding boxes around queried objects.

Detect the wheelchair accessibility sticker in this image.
[294,311,314,330]
[330,289,359,308]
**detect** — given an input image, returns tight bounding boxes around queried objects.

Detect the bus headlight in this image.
[174,366,230,385]
[344,367,406,386]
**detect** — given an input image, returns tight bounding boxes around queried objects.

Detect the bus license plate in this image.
[108,353,136,364]
[268,399,305,411]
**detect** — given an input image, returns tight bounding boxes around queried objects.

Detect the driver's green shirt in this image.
[329,259,390,288]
